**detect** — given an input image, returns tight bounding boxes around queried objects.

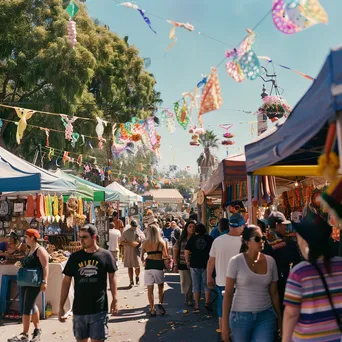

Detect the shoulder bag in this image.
[313,262,342,333]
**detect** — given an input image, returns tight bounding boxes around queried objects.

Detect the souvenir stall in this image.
[200,153,248,231]
[245,47,342,255]
[0,148,91,318]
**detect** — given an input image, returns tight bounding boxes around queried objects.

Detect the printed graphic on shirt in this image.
[78,259,99,282]
[195,238,207,250]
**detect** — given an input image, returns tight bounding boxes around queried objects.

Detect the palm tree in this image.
[197,130,219,183]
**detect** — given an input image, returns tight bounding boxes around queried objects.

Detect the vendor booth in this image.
[245,47,342,254]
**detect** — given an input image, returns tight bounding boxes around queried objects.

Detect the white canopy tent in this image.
[106,181,142,203]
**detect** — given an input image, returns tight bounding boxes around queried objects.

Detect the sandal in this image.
[205,302,213,312]
[193,308,200,314]
[158,304,166,315]
[150,310,157,317]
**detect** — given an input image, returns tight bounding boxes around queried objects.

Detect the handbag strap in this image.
[313,262,342,333]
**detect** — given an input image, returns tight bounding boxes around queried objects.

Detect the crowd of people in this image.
[5,208,342,342]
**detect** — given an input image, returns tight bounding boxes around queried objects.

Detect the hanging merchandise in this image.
[71,132,80,148]
[25,195,35,218]
[60,115,77,141]
[62,151,70,165]
[272,0,328,35]
[198,68,223,126]
[15,108,35,144]
[36,194,45,220]
[76,154,83,166]
[189,126,205,146]
[53,195,60,223]
[256,95,292,122]
[225,30,261,82]
[166,20,194,51]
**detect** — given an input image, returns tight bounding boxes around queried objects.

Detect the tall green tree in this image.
[197,130,219,183]
[0,0,161,162]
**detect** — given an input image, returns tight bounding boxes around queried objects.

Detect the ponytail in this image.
[240,239,248,253]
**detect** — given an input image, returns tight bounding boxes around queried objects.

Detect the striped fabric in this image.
[284,257,342,341]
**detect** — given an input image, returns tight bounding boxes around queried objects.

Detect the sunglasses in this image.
[251,236,266,243]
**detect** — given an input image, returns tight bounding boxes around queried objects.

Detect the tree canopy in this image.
[0,0,161,162]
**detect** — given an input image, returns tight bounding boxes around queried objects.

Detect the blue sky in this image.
[86,0,341,174]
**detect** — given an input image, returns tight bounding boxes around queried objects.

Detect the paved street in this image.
[0,264,219,341]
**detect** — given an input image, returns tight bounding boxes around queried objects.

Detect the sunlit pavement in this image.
[0,263,218,341]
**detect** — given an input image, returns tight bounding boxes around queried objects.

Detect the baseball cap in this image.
[293,216,332,245]
[25,229,40,239]
[229,213,246,228]
[82,224,98,237]
[130,220,138,227]
[268,211,291,228]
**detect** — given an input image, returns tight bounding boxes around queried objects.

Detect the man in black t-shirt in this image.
[185,223,213,313]
[59,224,118,341]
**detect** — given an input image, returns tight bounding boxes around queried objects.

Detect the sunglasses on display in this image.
[251,236,266,243]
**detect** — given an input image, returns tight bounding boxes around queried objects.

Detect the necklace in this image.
[245,252,260,267]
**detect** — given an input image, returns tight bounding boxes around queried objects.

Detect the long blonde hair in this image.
[147,224,164,245]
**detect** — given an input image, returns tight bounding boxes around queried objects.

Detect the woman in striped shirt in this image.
[283,216,342,342]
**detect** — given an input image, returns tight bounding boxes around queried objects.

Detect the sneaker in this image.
[30,329,42,342]
[7,333,29,342]
[135,276,139,285]
[129,280,134,288]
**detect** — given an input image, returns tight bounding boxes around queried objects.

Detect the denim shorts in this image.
[229,307,277,342]
[216,285,225,318]
[190,267,209,293]
[73,312,108,340]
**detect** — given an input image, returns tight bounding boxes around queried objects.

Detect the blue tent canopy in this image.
[0,147,84,195]
[0,157,41,192]
[245,47,342,173]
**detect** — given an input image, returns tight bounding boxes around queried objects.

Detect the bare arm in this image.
[162,241,169,258]
[207,256,216,288]
[59,275,72,322]
[173,246,179,267]
[141,243,146,263]
[184,249,191,268]
[37,247,49,291]
[269,281,282,320]
[108,272,118,315]
[222,277,236,341]
[282,306,300,342]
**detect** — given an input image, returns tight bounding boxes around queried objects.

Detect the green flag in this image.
[66,1,79,18]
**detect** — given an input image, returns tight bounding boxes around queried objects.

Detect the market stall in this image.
[245,47,342,254]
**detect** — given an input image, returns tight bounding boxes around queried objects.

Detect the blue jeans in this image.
[190,267,209,293]
[216,285,225,318]
[229,307,277,342]
[73,312,108,340]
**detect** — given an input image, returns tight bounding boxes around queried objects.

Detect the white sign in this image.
[14,202,24,213]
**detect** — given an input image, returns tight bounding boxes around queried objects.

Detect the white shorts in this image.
[144,269,164,285]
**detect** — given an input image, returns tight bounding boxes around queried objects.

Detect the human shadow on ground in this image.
[138,273,218,342]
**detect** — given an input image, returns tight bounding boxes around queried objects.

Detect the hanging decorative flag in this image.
[182,88,198,113]
[80,134,85,145]
[15,108,35,144]
[95,117,107,144]
[147,117,158,150]
[225,30,261,82]
[137,9,157,34]
[67,20,77,48]
[62,151,70,165]
[272,0,328,35]
[120,2,139,10]
[258,56,315,80]
[40,128,50,147]
[166,20,194,51]
[48,148,54,161]
[71,132,80,148]
[198,68,223,126]
[174,102,189,130]
[197,76,208,88]
[65,1,79,18]
[60,115,77,141]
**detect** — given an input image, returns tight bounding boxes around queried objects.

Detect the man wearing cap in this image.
[207,213,245,334]
[59,224,118,342]
[264,211,302,312]
[120,220,142,287]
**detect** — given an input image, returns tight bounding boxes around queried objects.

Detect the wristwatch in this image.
[41,280,47,284]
